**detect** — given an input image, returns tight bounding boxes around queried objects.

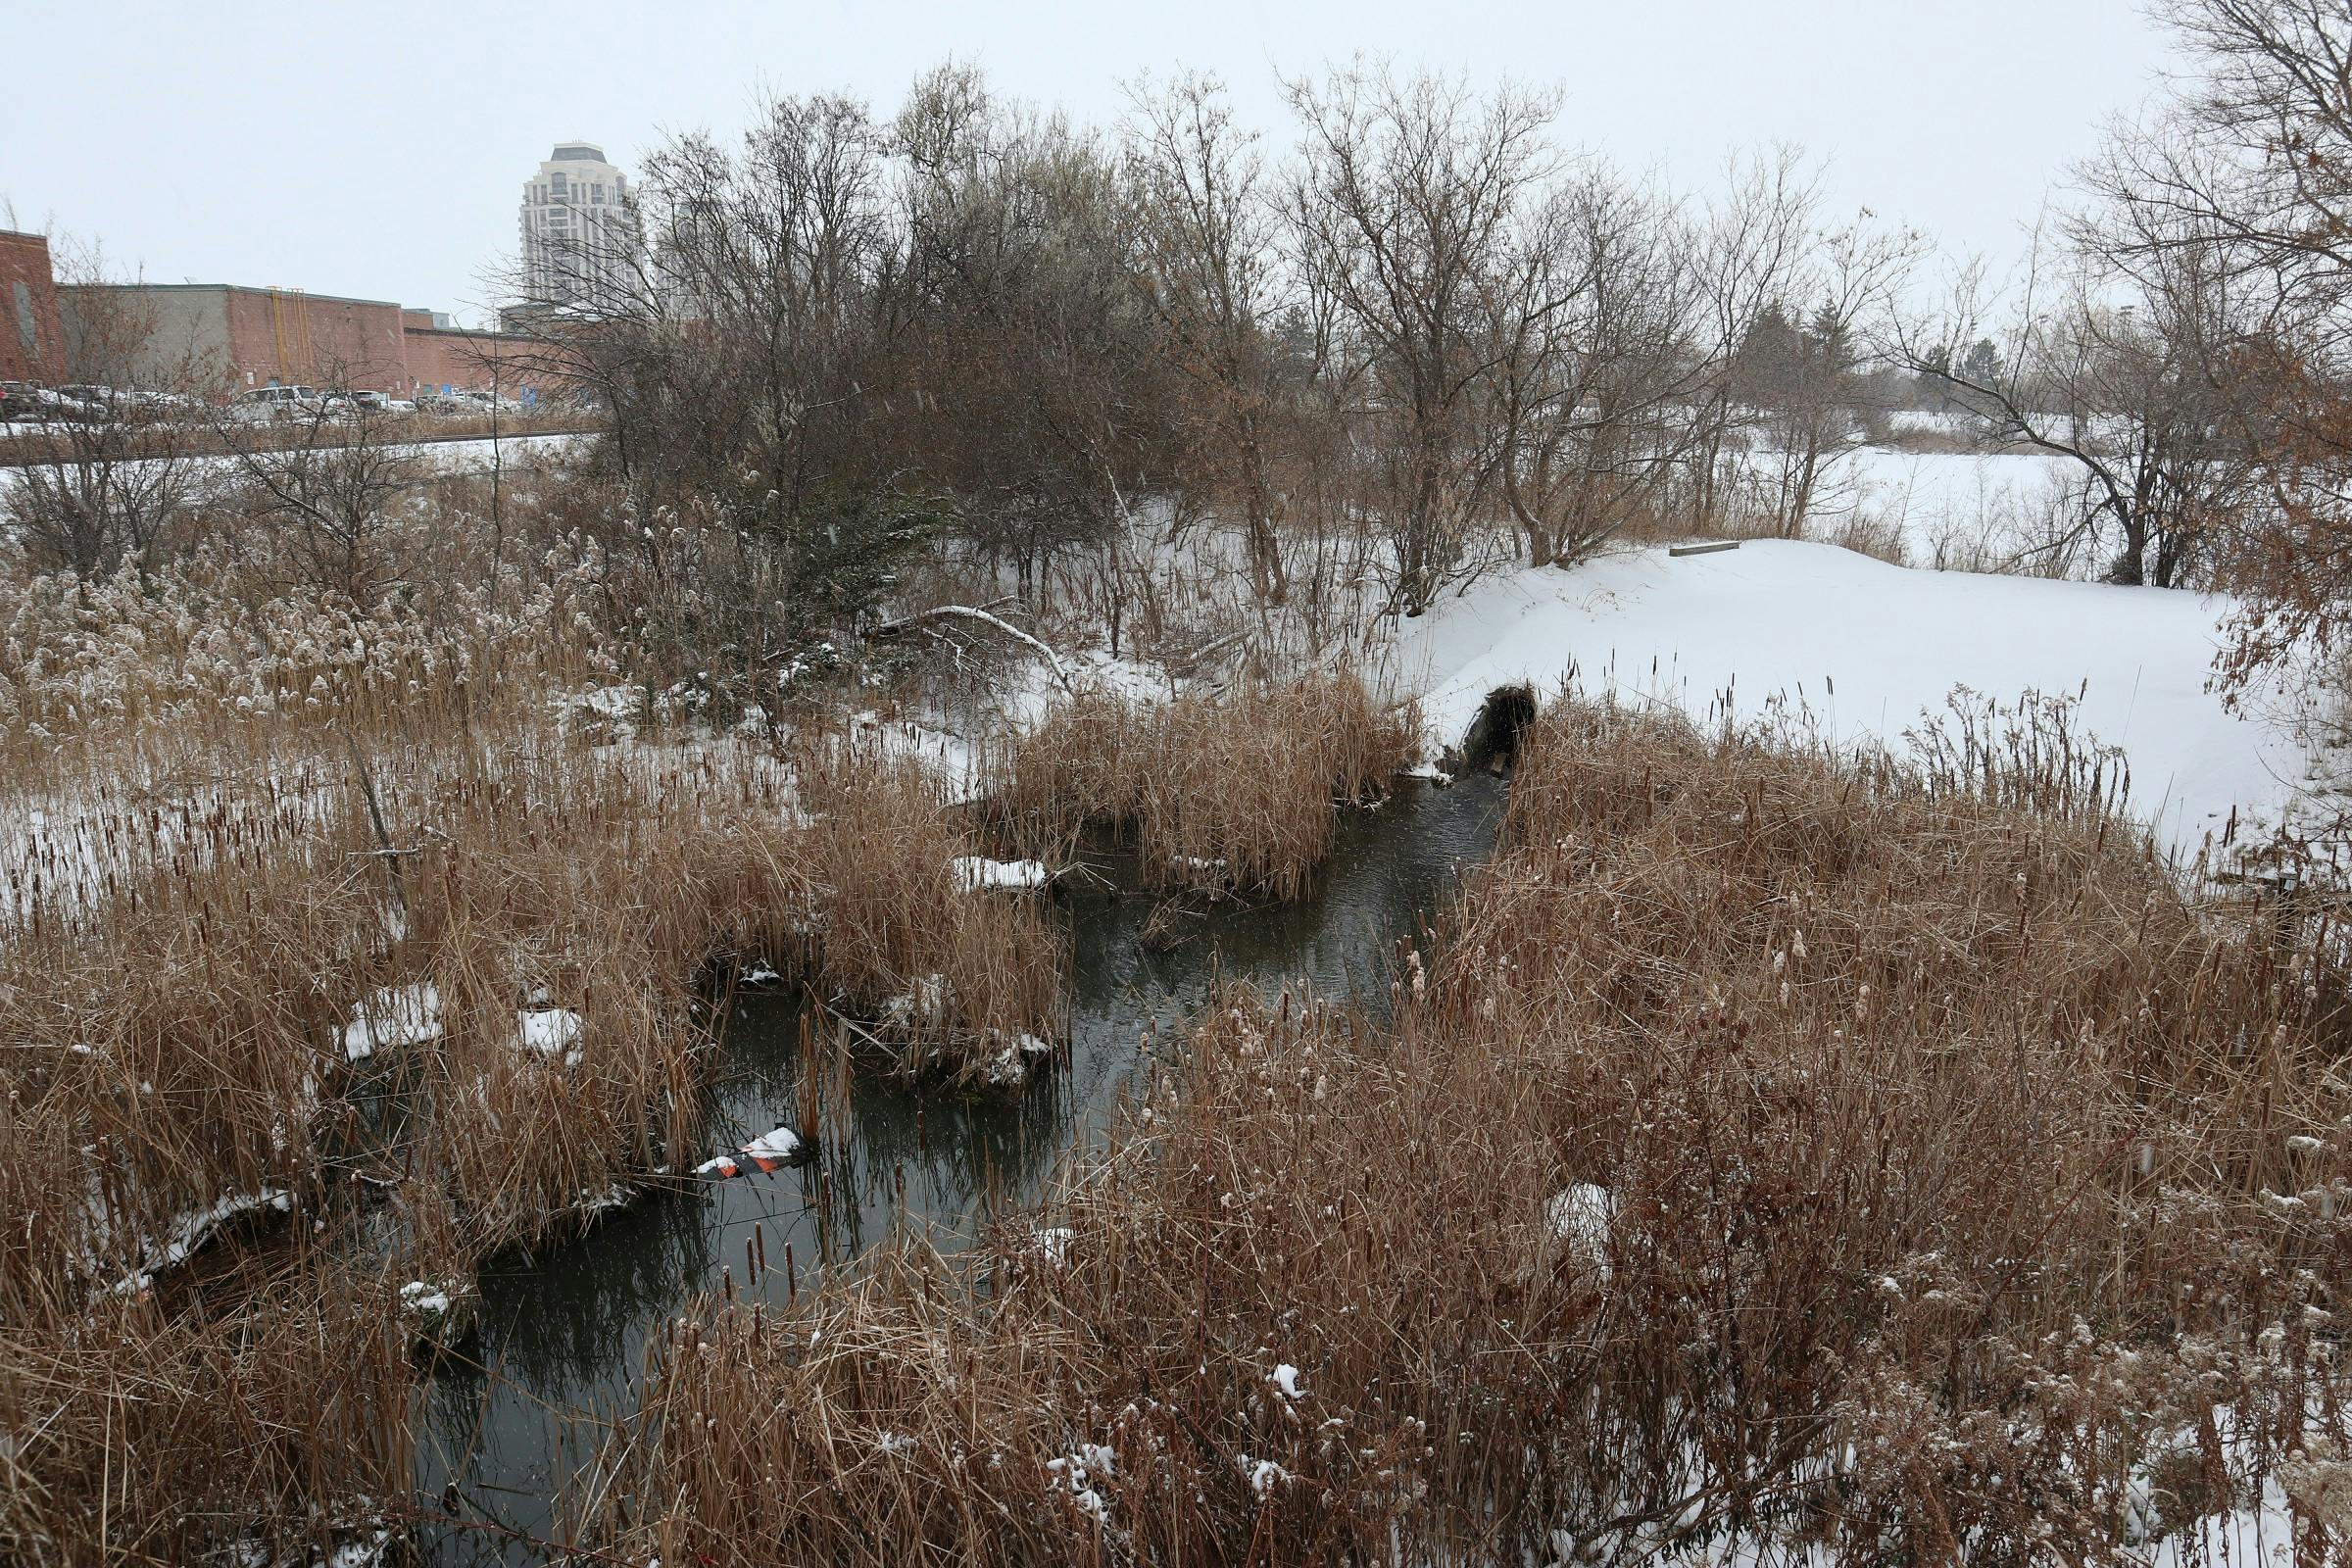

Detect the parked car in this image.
[0,382,103,422]
[55,383,186,421]
[134,388,205,416]
[344,390,416,416]
[230,385,333,421]
[445,388,526,415]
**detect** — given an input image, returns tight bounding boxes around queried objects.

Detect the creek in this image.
[415,773,1507,1563]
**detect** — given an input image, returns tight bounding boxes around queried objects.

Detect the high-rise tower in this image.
[517,142,637,316]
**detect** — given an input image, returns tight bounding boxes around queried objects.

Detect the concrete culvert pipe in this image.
[1460,683,1539,774]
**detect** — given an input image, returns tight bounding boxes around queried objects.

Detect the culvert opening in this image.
[1460,683,1539,773]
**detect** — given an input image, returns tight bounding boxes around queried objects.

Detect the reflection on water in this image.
[416,775,1506,1561]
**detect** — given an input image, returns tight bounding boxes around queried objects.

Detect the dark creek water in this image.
[414,775,1507,1563]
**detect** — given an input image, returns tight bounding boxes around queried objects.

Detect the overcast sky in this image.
[8,0,2178,328]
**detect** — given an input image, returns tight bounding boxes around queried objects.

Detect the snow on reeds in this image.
[592,695,2352,1566]
[992,667,1416,898]
[0,648,1092,1557]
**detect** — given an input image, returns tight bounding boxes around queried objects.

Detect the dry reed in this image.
[0,700,821,1554]
[797,743,1066,1083]
[591,694,2352,1566]
[0,1254,416,1566]
[994,668,1416,898]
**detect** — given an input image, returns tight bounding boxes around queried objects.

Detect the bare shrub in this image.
[1819,506,1909,565]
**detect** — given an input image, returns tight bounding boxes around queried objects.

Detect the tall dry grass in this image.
[592,695,2352,1566]
[797,742,1066,1082]
[0,523,617,787]
[0,1255,416,1567]
[0,674,1086,1557]
[994,668,1416,898]
[386,724,811,1258]
[0,440,1075,1554]
[0,714,792,1559]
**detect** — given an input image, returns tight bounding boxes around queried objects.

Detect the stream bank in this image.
[414,773,1507,1563]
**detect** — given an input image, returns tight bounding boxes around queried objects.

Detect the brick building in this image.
[55,282,555,399]
[402,321,548,397]
[0,230,67,383]
[8,218,581,402]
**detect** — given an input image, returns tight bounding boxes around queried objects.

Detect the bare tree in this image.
[1483,166,1710,565]
[1894,220,2261,587]
[1125,71,1294,602]
[1283,66,1561,616]
[8,251,208,579]
[2070,0,2352,679]
[211,358,420,599]
[1740,218,1923,538]
[890,64,1175,595]
[1686,148,1819,528]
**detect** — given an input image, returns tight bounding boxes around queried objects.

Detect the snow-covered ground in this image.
[0,430,587,502]
[1398,540,2304,857]
[1840,445,2082,569]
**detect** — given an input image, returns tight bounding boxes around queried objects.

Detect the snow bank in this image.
[342,983,442,1061]
[1398,541,2299,855]
[951,857,1050,893]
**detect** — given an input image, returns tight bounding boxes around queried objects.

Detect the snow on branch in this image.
[874,605,1076,692]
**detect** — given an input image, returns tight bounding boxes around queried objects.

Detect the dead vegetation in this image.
[591,695,2352,1566]
[992,668,1417,898]
[0,1256,416,1567]
[798,745,1066,1082]
[0,662,1074,1561]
